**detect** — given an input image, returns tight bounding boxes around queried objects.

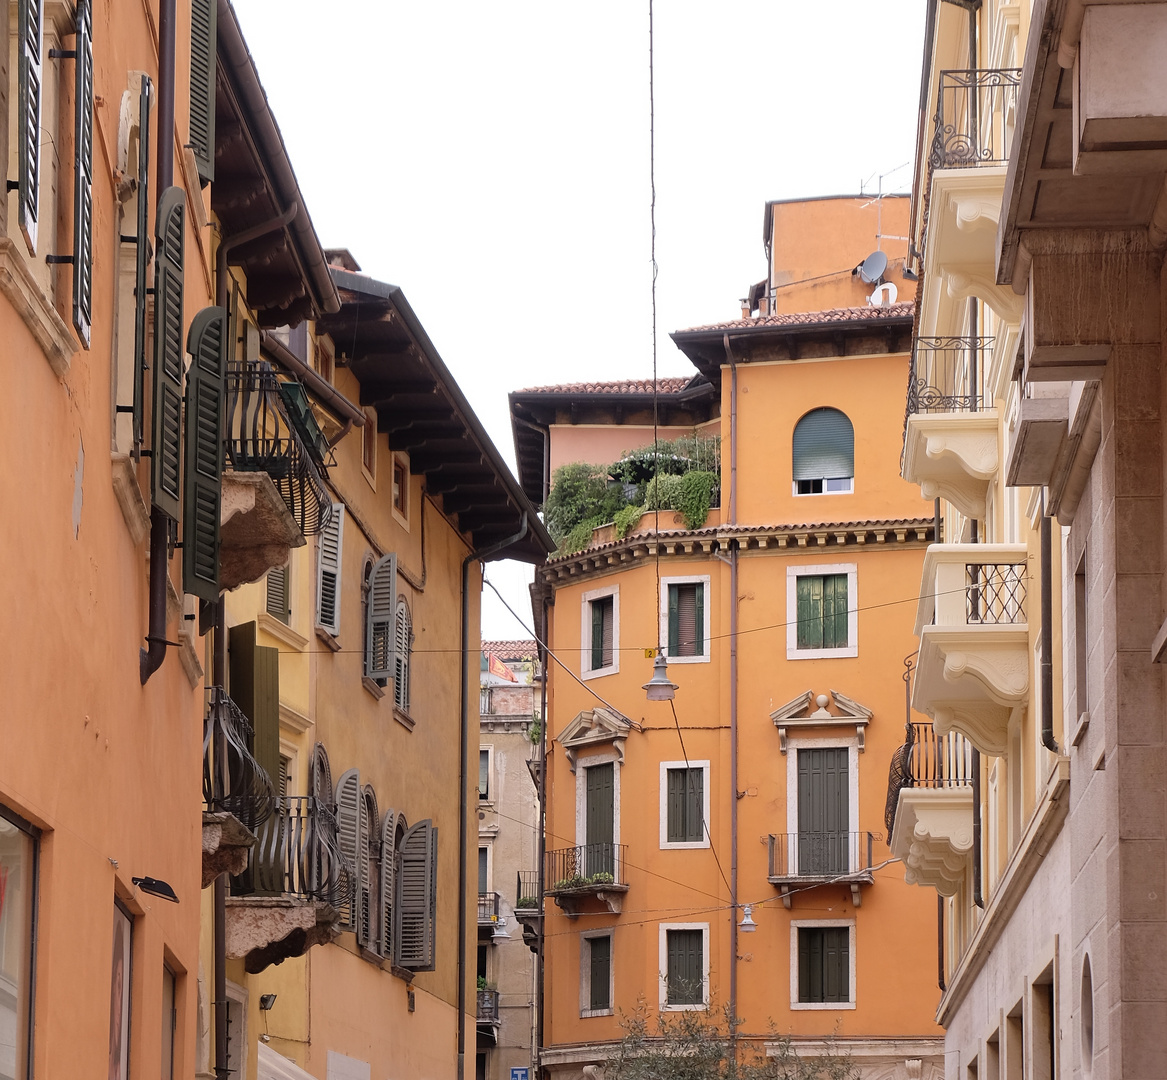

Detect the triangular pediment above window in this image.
[769,689,873,753]
[556,707,631,773]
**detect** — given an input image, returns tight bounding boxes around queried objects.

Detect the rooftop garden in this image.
[544,433,721,556]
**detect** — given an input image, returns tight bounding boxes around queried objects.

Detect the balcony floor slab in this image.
[220,472,306,591]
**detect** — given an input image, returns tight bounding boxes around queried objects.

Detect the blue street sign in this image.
[511,1068,529,1080]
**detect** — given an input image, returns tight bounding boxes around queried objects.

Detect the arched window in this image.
[792,408,854,495]
[394,600,412,713]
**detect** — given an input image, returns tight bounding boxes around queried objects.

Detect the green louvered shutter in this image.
[667,929,702,1005]
[667,585,679,656]
[395,819,438,971]
[585,762,614,876]
[685,768,703,842]
[335,769,362,932]
[365,552,397,681]
[590,596,613,671]
[798,748,849,874]
[822,574,848,648]
[792,408,854,483]
[16,0,43,255]
[71,0,93,346]
[589,936,611,1011]
[823,926,849,1002]
[189,0,216,183]
[131,77,152,449]
[316,506,344,636]
[265,565,290,623]
[693,583,704,657]
[668,583,703,657]
[150,187,185,519]
[796,575,823,649]
[182,307,227,601]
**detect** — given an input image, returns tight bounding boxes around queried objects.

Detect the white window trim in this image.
[659,760,710,850]
[790,919,856,1010]
[658,922,710,1011]
[580,584,620,680]
[477,840,493,894]
[659,574,712,664]
[575,750,621,850]
[792,476,854,497]
[579,929,615,1018]
[479,745,494,806]
[786,562,858,660]
[391,452,410,531]
[785,737,860,866]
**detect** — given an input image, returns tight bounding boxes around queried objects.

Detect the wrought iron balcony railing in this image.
[225,362,332,536]
[233,795,353,906]
[907,336,993,418]
[478,892,501,924]
[767,831,876,879]
[929,69,1022,170]
[545,844,627,892]
[516,870,541,912]
[886,722,975,837]
[476,989,500,1025]
[203,687,276,831]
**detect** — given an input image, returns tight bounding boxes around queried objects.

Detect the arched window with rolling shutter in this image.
[359,786,380,953]
[792,408,855,495]
[335,769,363,934]
[394,600,412,713]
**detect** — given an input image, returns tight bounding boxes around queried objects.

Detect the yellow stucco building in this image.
[510,196,949,1079]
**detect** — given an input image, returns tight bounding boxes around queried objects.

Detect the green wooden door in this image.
[585,762,614,877]
[797,747,848,874]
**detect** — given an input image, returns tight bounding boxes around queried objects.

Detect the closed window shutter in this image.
[131,76,152,449]
[478,847,488,894]
[16,0,43,255]
[824,927,849,1002]
[670,584,701,657]
[589,936,611,1011]
[792,408,854,482]
[796,576,823,649]
[182,307,227,601]
[364,553,397,680]
[395,819,438,971]
[380,810,399,960]
[335,769,362,933]
[188,0,216,183]
[393,601,411,710]
[265,565,290,623]
[585,762,614,876]
[150,187,186,519]
[358,788,377,951]
[590,599,605,670]
[71,0,94,346]
[667,586,679,656]
[798,928,817,1001]
[686,769,703,842]
[601,600,613,667]
[310,743,333,810]
[798,748,849,874]
[315,505,344,635]
[823,574,848,648]
[667,929,702,1005]
[479,750,489,799]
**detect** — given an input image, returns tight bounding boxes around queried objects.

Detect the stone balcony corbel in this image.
[890,786,974,897]
[903,412,999,520]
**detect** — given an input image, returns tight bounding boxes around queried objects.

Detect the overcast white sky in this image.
[231,0,927,640]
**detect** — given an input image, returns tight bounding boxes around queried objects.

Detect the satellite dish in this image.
[868,281,899,307]
[857,250,888,284]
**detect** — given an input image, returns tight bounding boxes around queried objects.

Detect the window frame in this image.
[575,751,621,852]
[658,922,709,1011]
[791,407,855,496]
[0,803,38,1080]
[658,760,710,850]
[790,919,856,1010]
[580,584,619,680]
[580,929,614,1017]
[479,746,493,803]
[786,736,860,865]
[659,574,711,664]
[786,563,858,659]
[391,453,410,529]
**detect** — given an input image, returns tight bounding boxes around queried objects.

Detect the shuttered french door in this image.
[585,762,614,877]
[797,747,849,874]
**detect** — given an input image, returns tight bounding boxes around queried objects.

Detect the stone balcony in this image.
[912,544,1030,756]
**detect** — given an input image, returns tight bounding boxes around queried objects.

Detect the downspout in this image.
[139,0,177,685]
[535,595,549,1075]
[260,328,367,431]
[459,514,530,1080]
[1040,507,1058,753]
[721,334,740,1045]
[971,747,984,908]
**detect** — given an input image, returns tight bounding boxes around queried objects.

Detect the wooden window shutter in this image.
[823,927,849,1002]
[315,505,344,635]
[150,187,186,519]
[589,936,611,1011]
[310,743,333,810]
[666,769,683,843]
[188,0,216,183]
[334,769,362,933]
[798,748,849,874]
[669,584,701,657]
[686,769,703,842]
[265,565,290,624]
[590,600,604,671]
[667,929,702,1005]
[395,819,438,971]
[796,575,824,650]
[16,0,43,255]
[182,307,228,601]
[394,601,410,711]
[69,0,94,346]
[358,787,378,951]
[823,574,848,648]
[131,76,152,449]
[798,928,815,1001]
[364,552,397,680]
[380,810,399,960]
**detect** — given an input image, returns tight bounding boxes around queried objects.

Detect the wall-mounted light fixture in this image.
[132,876,179,903]
[259,994,277,1011]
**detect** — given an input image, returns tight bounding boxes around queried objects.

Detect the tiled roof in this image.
[677,301,915,335]
[482,639,539,658]
[516,377,693,395]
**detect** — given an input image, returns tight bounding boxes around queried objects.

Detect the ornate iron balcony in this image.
[515,870,540,913]
[767,831,876,880]
[203,687,276,830]
[930,69,1022,170]
[907,336,993,418]
[885,721,975,838]
[225,362,333,536]
[545,844,627,893]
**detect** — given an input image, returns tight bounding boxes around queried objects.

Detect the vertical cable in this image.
[649,0,662,646]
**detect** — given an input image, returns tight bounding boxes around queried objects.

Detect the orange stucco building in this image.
[510,196,947,1079]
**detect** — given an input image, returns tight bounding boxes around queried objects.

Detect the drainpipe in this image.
[971,747,984,908]
[459,515,530,1080]
[535,595,549,1074]
[721,334,740,1046]
[139,0,177,685]
[1040,507,1058,753]
[259,328,367,431]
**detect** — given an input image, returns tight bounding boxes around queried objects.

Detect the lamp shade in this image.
[642,653,678,701]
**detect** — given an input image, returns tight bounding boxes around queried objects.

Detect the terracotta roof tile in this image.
[677,301,915,335]
[516,377,693,395]
[482,639,539,658]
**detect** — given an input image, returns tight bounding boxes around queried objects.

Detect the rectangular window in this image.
[314,339,334,383]
[666,767,704,844]
[162,965,176,1080]
[798,926,849,1003]
[668,583,703,657]
[0,806,37,1080]
[362,407,377,479]
[110,904,133,1080]
[265,564,290,624]
[585,762,615,877]
[393,459,408,516]
[478,847,489,894]
[665,928,704,1006]
[590,595,614,671]
[585,934,612,1013]
[796,574,848,650]
[479,749,490,800]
